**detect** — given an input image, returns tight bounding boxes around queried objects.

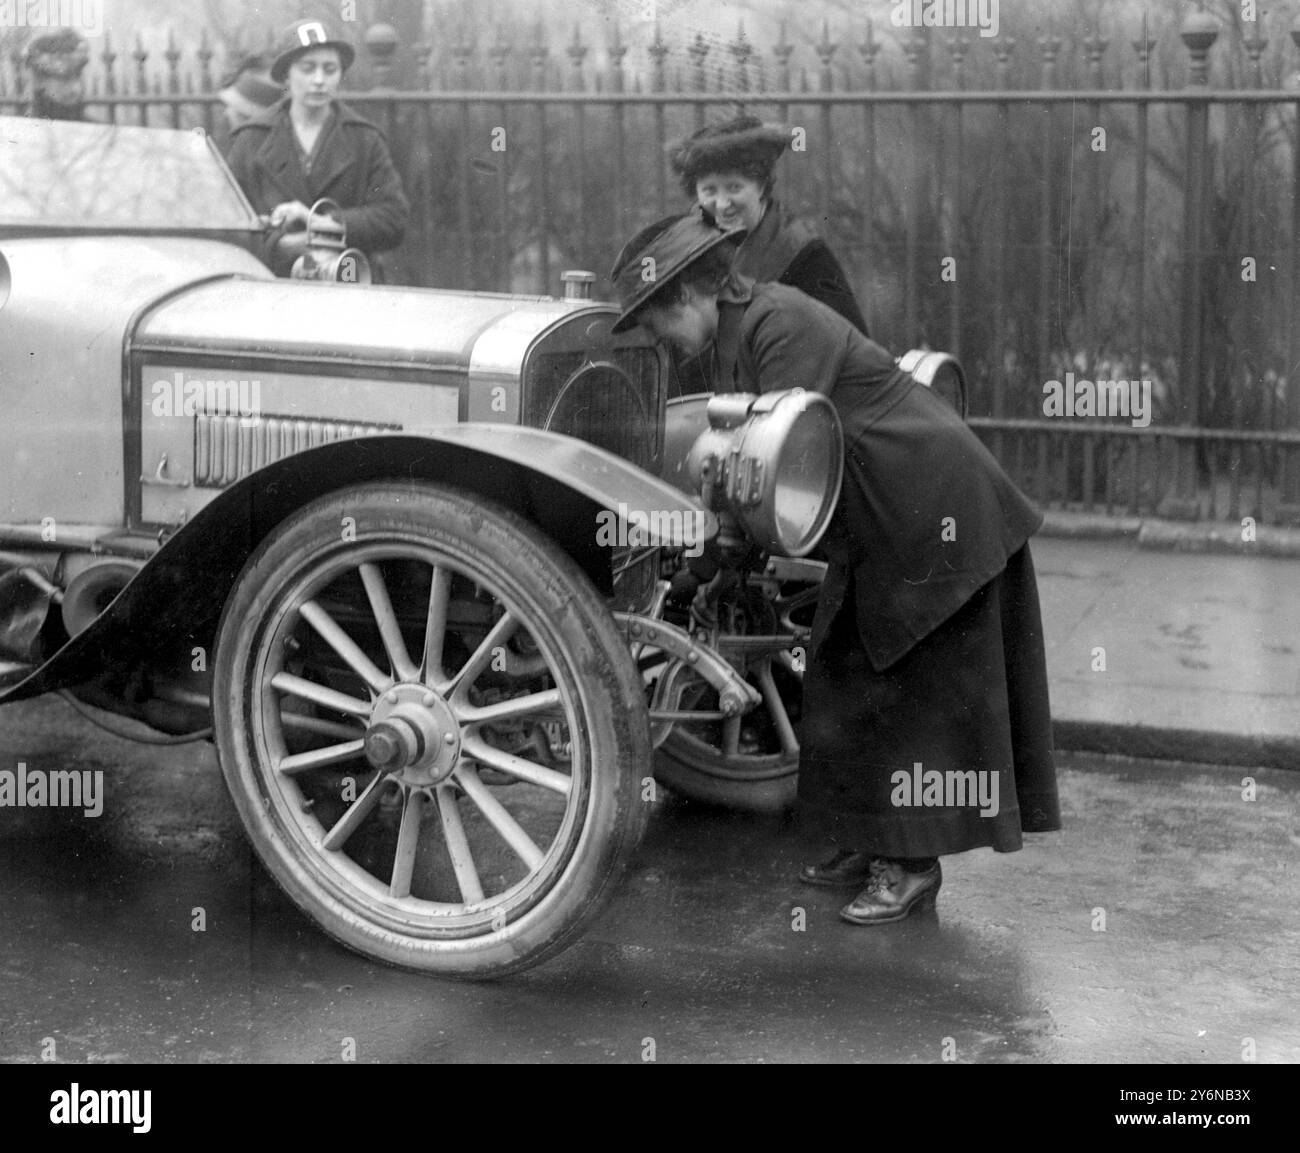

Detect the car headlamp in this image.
[897,349,968,419]
[686,388,843,558]
[290,198,372,284]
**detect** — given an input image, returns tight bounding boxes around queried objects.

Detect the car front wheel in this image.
[653,577,818,813]
[212,482,649,978]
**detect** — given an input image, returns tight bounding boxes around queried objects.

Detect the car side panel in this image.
[0,237,270,526]
[0,431,714,706]
[137,361,461,525]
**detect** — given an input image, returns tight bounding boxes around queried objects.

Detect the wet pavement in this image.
[1,694,1296,1064]
[1032,536,1300,767]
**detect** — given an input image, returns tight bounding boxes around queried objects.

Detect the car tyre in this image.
[653,580,817,813]
[212,482,649,978]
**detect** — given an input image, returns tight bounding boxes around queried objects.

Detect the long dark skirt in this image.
[798,544,1061,857]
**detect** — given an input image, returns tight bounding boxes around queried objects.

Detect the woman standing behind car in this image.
[225,19,409,279]
[669,114,869,334]
[215,54,282,141]
[664,114,868,394]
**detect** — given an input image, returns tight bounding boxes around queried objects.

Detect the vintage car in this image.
[0,116,965,978]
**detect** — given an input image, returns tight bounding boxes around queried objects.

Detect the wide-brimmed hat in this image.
[23,28,90,80]
[668,114,791,194]
[609,209,744,334]
[270,19,356,83]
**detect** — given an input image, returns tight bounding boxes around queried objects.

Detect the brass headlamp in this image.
[686,388,843,558]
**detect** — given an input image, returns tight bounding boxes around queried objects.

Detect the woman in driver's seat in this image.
[611,210,1060,926]
[226,19,408,279]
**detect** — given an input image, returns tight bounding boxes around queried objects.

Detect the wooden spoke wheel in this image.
[213,483,649,977]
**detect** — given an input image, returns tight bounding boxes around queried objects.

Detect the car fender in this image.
[0,427,715,705]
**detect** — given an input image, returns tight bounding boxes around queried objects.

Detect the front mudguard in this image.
[0,428,715,708]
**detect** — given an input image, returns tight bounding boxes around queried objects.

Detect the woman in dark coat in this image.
[225,19,408,279]
[611,210,1060,925]
[668,114,868,334]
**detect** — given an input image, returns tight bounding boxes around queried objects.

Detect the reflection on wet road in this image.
[1,695,1296,1062]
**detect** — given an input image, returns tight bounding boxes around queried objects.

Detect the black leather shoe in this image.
[839,859,942,924]
[799,848,879,888]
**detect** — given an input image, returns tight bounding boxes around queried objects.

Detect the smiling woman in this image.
[669,115,868,335]
[662,115,869,398]
[224,19,409,279]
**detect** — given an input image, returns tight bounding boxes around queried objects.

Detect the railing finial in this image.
[858,20,882,79]
[1132,10,1157,68]
[1180,5,1219,85]
[364,23,400,90]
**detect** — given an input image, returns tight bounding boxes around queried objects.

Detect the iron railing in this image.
[4,10,1300,522]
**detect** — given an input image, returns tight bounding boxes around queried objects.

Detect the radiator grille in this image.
[193,413,397,488]
[526,349,662,473]
[524,346,666,613]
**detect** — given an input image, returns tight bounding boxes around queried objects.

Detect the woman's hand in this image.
[268,200,312,231]
[274,229,310,257]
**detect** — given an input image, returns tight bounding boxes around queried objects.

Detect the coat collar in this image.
[714,274,754,393]
[239,99,372,196]
[733,200,819,283]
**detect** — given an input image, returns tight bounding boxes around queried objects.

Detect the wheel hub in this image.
[365,683,461,786]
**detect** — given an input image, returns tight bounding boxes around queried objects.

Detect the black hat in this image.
[668,114,791,196]
[23,28,90,80]
[270,19,356,83]
[609,209,743,334]
[219,54,283,118]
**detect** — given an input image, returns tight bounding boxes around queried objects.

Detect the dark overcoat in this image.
[669,201,868,395]
[715,279,1060,855]
[732,200,869,334]
[717,279,1041,666]
[226,98,409,277]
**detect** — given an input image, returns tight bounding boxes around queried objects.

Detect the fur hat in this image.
[667,115,791,197]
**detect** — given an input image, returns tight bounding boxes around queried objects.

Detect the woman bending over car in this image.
[610,210,1060,926]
